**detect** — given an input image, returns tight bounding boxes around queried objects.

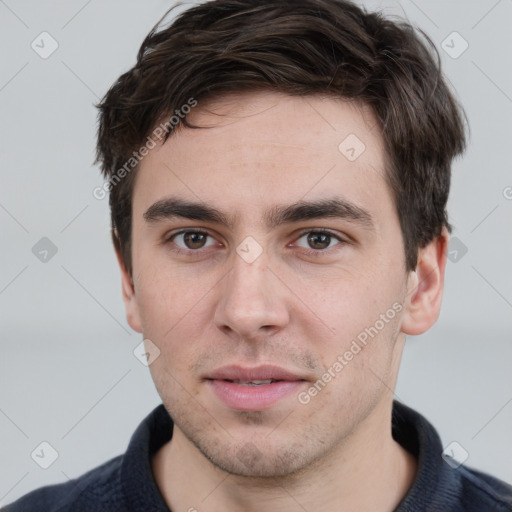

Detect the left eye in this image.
[294,230,343,251]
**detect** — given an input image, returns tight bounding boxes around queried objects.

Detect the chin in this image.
[194,432,317,479]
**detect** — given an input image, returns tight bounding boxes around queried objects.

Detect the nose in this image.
[213,250,290,341]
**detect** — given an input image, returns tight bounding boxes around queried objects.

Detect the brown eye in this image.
[306,232,331,250]
[295,230,343,252]
[183,232,207,249]
[167,230,217,252]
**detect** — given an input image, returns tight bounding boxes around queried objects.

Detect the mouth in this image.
[222,379,279,386]
[206,364,307,382]
[205,365,309,411]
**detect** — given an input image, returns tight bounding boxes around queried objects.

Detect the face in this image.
[121,91,420,478]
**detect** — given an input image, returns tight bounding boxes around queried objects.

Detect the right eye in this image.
[165,229,221,256]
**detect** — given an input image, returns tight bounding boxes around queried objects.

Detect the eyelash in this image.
[164,228,347,257]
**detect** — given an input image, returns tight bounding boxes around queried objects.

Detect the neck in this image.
[152,398,417,512]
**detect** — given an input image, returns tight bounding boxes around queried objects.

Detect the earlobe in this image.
[115,247,143,334]
[400,228,449,336]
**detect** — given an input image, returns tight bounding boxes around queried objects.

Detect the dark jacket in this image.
[4,401,512,511]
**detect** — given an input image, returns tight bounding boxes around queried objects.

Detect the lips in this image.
[205,365,308,411]
[206,365,306,382]
[231,379,276,386]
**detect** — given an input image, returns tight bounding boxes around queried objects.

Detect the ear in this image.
[400,227,449,336]
[114,246,143,333]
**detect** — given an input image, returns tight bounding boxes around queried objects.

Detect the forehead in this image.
[134,91,391,224]
[182,90,383,159]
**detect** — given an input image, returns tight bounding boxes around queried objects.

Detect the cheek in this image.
[298,268,389,333]
[133,263,219,375]
[297,266,404,368]
[133,252,210,333]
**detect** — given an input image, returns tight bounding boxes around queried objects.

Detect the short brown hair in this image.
[95,0,467,275]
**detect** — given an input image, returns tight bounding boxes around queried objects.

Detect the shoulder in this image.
[392,401,512,511]
[3,455,124,512]
[457,464,512,511]
[3,404,172,512]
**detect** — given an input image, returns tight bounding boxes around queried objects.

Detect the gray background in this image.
[1,0,511,506]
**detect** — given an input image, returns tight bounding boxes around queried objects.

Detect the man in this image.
[5,0,511,510]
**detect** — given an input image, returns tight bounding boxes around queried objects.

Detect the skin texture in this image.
[116,91,448,511]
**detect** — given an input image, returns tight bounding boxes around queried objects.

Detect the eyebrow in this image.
[143,196,374,230]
